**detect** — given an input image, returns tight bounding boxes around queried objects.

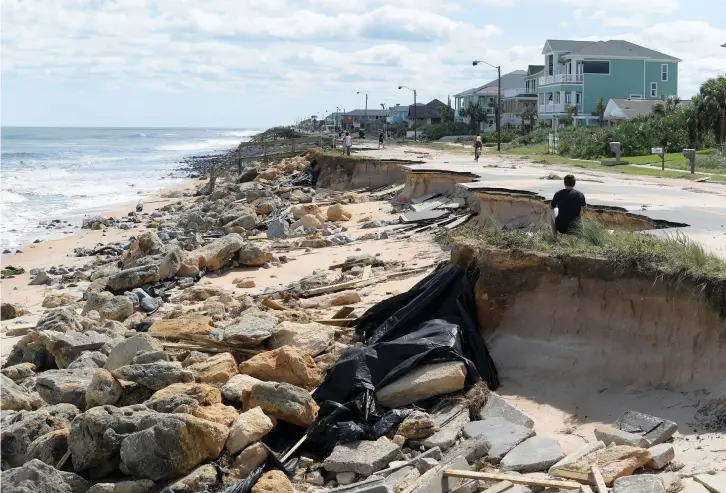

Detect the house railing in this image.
[539,73,584,85]
[548,133,560,154]
[539,103,582,114]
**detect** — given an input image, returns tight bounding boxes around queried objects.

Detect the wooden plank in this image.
[361,265,372,280]
[694,474,726,493]
[482,481,514,493]
[590,465,607,493]
[580,486,594,493]
[261,298,289,311]
[56,450,71,470]
[443,470,582,490]
[314,319,353,327]
[301,276,380,297]
[332,306,355,319]
[69,342,107,351]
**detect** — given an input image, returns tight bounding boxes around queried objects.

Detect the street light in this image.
[357,91,369,133]
[398,85,417,141]
[473,59,502,152]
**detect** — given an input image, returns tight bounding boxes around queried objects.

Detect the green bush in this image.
[481,131,518,144]
[510,127,551,147]
[422,121,472,141]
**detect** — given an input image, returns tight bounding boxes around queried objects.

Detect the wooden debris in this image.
[261,298,289,311]
[482,481,514,493]
[314,319,353,327]
[580,486,594,493]
[301,265,435,298]
[69,342,107,352]
[361,265,372,280]
[56,450,71,470]
[332,306,355,319]
[443,470,582,490]
[591,465,607,493]
[3,326,32,337]
[694,474,726,493]
[445,213,473,230]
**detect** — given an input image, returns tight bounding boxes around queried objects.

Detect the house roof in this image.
[605,98,690,120]
[409,99,448,119]
[455,70,527,99]
[527,65,545,76]
[544,39,680,62]
[346,109,390,117]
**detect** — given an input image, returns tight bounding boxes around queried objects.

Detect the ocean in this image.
[1,127,257,250]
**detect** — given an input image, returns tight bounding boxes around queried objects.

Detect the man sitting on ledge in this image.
[550,174,586,242]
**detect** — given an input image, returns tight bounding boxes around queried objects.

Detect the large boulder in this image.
[67,350,108,370]
[238,346,323,388]
[105,333,164,371]
[222,310,279,346]
[252,470,294,493]
[292,204,321,219]
[148,313,213,337]
[327,204,352,221]
[119,413,229,481]
[2,459,89,493]
[237,244,273,267]
[268,321,335,357]
[99,295,134,322]
[86,369,124,408]
[375,361,467,408]
[36,307,84,332]
[144,382,221,413]
[500,436,565,473]
[1,374,43,410]
[107,264,161,292]
[323,439,402,476]
[186,352,238,386]
[247,381,319,427]
[25,428,70,466]
[164,464,218,493]
[111,361,195,390]
[39,329,116,369]
[36,368,97,408]
[1,405,78,469]
[193,233,244,271]
[121,232,166,267]
[82,291,115,316]
[68,404,157,476]
[221,374,262,404]
[1,362,36,382]
[225,406,276,454]
[190,403,238,427]
[90,262,121,282]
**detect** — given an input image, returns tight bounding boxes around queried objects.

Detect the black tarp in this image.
[291,159,321,187]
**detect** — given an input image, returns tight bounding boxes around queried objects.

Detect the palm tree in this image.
[701,75,726,145]
[565,104,579,125]
[686,94,719,149]
[460,101,488,132]
[595,97,606,127]
[518,105,537,133]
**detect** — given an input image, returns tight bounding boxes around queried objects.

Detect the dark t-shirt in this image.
[551,188,586,231]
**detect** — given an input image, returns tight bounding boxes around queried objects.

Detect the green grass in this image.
[443,219,726,281]
[523,154,700,179]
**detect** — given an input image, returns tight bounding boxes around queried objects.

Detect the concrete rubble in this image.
[0,149,700,493]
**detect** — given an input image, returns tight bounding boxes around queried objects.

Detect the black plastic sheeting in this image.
[307,263,499,454]
[291,159,321,187]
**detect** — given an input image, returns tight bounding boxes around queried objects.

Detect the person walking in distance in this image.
[474,135,483,161]
[550,174,586,243]
[344,132,352,156]
[378,131,385,149]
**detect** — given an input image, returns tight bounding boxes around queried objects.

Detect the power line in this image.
[681,52,726,63]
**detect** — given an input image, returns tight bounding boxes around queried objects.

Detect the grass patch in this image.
[311,149,370,160]
[523,154,699,180]
[442,219,726,280]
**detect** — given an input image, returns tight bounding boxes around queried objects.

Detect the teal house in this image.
[537,39,680,125]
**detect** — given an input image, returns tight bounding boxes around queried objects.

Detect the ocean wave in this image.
[155,138,241,152]
[1,190,27,203]
[220,130,260,138]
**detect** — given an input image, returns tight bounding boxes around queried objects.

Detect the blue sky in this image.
[2,0,725,128]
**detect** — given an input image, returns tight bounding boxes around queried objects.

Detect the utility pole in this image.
[398,86,417,141]
[357,92,369,134]
[472,60,502,151]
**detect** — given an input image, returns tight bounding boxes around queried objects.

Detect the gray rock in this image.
[477,392,534,428]
[222,310,279,346]
[29,270,51,285]
[36,306,84,332]
[1,374,43,410]
[91,262,121,282]
[418,403,470,451]
[221,374,262,403]
[107,264,161,291]
[82,290,115,315]
[111,361,194,390]
[375,361,467,408]
[1,405,78,468]
[647,443,675,469]
[548,441,605,474]
[612,410,678,446]
[194,233,244,270]
[85,369,123,408]
[462,418,535,463]
[397,410,437,439]
[500,437,565,473]
[131,350,169,365]
[36,367,97,408]
[38,329,116,369]
[162,463,218,493]
[441,435,491,463]
[67,350,108,369]
[105,333,164,371]
[87,479,155,493]
[99,295,134,322]
[594,425,650,448]
[1,362,37,382]
[139,297,157,313]
[2,458,89,493]
[612,475,665,493]
[69,404,156,476]
[267,218,290,238]
[384,466,420,491]
[248,381,319,427]
[25,429,69,466]
[405,455,472,493]
[324,440,402,476]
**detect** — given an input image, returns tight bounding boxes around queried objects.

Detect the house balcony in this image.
[538,73,583,85]
[539,103,582,114]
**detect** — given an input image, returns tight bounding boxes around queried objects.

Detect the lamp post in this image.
[357,91,369,133]
[473,60,502,152]
[380,103,388,141]
[398,85,417,141]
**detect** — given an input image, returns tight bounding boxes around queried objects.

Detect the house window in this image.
[554,92,561,104]
[548,55,554,76]
[565,92,572,104]
[582,60,610,74]
[650,82,658,97]
[629,94,642,99]
[661,64,668,82]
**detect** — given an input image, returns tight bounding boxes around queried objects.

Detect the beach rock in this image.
[324,440,401,476]
[289,189,312,203]
[314,341,349,372]
[646,443,675,470]
[229,442,268,480]
[111,361,195,390]
[418,403,470,451]
[1,404,78,469]
[226,406,276,454]
[336,472,358,486]
[186,352,238,386]
[463,418,536,463]
[86,479,155,493]
[42,329,115,369]
[238,243,273,266]
[268,320,335,357]
[121,232,166,266]
[179,285,226,301]
[612,411,678,446]
[594,425,651,448]
[252,470,294,493]
[144,382,221,413]
[100,295,134,322]
[376,361,466,408]
[442,435,492,464]
[1,374,43,410]
[221,374,262,403]
[165,464,218,493]
[189,402,238,427]
[1,362,37,382]
[267,218,290,238]
[327,204,352,221]
[42,293,77,308]
[119,413,229,481]
[86,369,124,408]
[36,306,84,332]
[2,459,89,493]
[90,262,121,281]
[236,279,256,288]
[177,253,201,277]
[107,264,161,291]
[255,198,276,216]
[131,350,169,365]
[292,214,324,230]
[397,411,438,439]
[612,475,665,493]
[548,441,605,474]
[25,428,69,466]
[148,313,214,337]
[247,381,319,427]
[194,233,244,270]
[555,445,651,483]
[105,333,164,371]
[384,465,420,491]
[1,302,26,320]
[292,204,321,219]
[83,290,115,315]
[239,346,323,388]
[29,270,51,285]
[478,392,534,428]
[36,367,96,408]
[182,351,209,367]
[500,437,564,473]
[222,310,279,346]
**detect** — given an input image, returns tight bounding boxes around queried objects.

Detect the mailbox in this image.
[683,148,696,174]
[609,142,622,163]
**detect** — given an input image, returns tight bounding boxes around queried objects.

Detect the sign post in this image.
[651,147,664,171]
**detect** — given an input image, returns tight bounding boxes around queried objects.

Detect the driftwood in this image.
[124,331,261,355]
[442,470,582,490]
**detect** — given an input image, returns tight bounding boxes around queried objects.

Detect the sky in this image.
[2,0,725,128]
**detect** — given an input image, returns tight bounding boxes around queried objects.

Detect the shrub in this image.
[422,121,472,141]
